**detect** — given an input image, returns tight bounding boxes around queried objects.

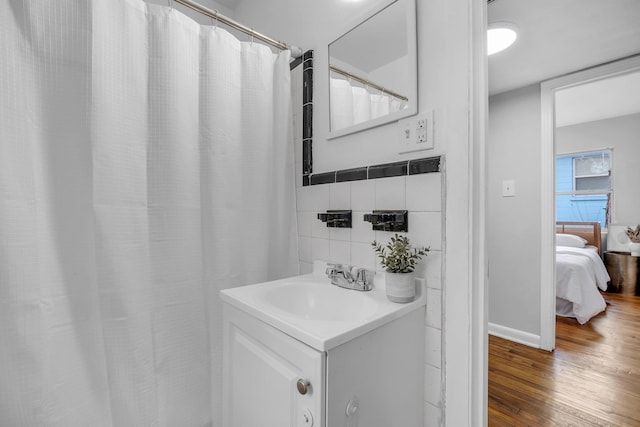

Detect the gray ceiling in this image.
[555,71,640,127]
[189,0,640,99]
[488,0,640,96]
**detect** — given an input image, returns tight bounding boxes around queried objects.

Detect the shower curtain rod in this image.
[329,65,408,101]
[173,0,302,58]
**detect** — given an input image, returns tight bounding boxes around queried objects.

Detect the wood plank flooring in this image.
[488,293,640,426]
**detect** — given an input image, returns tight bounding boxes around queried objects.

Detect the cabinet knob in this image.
[296,379,311,395]
[346,399,359,417]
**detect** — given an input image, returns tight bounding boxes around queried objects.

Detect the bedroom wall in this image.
[488,84,542,340]
[556,112,640,225]
[488,83,640,343]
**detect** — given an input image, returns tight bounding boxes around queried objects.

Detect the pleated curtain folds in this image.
[329,77,408,131]
[0,0,299,425]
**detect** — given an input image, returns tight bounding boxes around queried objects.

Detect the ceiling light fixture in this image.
[487,23,518,55]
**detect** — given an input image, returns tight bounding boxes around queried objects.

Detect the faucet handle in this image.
[352,267,374,286]
[325,263,343,276]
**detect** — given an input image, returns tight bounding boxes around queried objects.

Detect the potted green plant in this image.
[372,234,429,303]
[625,225,640,256]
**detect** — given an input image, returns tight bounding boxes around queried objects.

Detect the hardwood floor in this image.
[488,293,640,426]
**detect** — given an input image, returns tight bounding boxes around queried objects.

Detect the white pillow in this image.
[556,233,587,248]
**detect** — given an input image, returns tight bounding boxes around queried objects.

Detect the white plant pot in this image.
[629,242,640,256]
[384,271,416,303]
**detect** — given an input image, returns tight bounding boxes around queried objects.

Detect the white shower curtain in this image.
[329,77,408,131]
[0,0,299,425]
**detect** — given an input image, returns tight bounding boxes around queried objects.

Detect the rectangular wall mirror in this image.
[328,0,417,139]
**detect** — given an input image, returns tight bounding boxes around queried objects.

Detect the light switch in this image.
[502,180,515,197]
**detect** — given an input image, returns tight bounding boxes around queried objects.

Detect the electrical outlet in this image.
[415,111,433,148]
[398,110,434,153]
[416,128,427,143]
[417,116,427,129]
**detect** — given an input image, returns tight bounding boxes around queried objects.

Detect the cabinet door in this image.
[326,308,424,427]
[223,305,325,427]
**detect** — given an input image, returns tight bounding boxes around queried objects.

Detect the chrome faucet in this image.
[325,263,374,291]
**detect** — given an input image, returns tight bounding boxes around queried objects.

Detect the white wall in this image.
[238,0,483,425]
[487,84,542,338]
[557,113,640,225]
[488,86,640,342]
[235,0,452,171]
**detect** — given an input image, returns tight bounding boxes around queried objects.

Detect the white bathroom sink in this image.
[220,261,426,351]
[263,279,379,322]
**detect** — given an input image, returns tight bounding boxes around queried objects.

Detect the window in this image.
[573,152,610,193]
[556,150,612,228]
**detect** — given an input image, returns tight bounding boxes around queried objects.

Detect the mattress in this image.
[555,245,610,324]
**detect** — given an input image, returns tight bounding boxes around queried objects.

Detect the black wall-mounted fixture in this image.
[364,210,408,232]
[317,210,352,228]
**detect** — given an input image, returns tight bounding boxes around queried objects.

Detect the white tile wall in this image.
[350,241,376,270]
[329,181,350,209]
[291,68,443,422]
[407,172,442,212]
[329,239,350,264]
[425,401,442,426]
[310,238,329,265]
[374,176,406,209]
[298,236,312,263]
[311,213,330,239]
[408,212,442,251]
[350,179,375,211]
[295,172,444,418]
[350,211,375,243]
[426,288,442,329]
[296,186,312,212]
[311,184,330,212]
[424,325,442,368]
[424,363,442,406]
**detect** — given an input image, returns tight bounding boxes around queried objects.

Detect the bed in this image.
[555,221,611,324]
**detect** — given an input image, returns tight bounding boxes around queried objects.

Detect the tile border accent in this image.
[310,171,336,185]
[309,155,441,186]
[408,156,441,175]
[336,167,368,182]
[291,50,440,187]
[368,161,408,179]
[289,56,303,70]
[301,51,313,183]
[290,50,313,185]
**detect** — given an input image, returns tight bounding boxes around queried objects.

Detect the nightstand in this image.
[604,251,640,296]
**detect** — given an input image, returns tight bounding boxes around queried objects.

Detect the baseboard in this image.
[488,322,541,348]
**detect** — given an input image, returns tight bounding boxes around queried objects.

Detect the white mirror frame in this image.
[327,0,417,140]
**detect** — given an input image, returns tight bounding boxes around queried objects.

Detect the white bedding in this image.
[556,245,610,324]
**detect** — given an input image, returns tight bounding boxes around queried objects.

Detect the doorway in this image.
[539,55,640,349]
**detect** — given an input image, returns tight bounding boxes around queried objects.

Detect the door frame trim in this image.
[539,54,640,351]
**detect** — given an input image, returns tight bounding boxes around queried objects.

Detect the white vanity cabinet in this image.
[222,296,425,427]
[223,304,325,427]
[221,269,426,427]
[324,308,424,427]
